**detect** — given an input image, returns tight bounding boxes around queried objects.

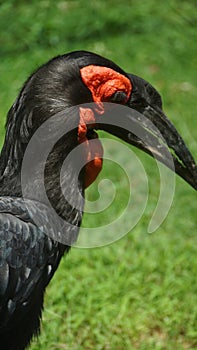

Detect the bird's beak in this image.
[96,90,197,191]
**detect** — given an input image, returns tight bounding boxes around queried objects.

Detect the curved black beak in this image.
[97,74,197,190]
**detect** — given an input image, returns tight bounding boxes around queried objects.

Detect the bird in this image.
[0,50,196,350]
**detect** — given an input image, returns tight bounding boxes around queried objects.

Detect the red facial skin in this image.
[78,66,132,188]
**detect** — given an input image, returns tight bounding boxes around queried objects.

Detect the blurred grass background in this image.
[0,1,197,349]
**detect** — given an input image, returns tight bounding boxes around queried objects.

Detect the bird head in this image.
[2,50,197,195]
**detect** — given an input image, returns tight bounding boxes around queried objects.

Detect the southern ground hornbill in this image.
[0,51,196,350]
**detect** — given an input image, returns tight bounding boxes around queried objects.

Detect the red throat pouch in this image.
[78,66,132,188]
[78,107,103,188]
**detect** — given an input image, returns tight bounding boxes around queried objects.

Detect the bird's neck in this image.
[0,118,25,196]
[0,120,85,224]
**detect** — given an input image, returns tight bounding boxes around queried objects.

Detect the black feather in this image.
[0,52,91,349]
[0,50,162,349]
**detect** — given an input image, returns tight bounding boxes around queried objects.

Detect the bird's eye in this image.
[110,91,128,103]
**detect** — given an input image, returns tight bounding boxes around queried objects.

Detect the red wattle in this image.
[78,107,103,188]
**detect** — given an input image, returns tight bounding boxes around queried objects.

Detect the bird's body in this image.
[0,196,68,349]
[0,51,196,349]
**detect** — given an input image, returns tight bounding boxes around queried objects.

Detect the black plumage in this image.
[0,51,196,350]
[0,52,90,350]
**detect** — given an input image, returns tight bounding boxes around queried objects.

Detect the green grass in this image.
[0,1,197,349]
